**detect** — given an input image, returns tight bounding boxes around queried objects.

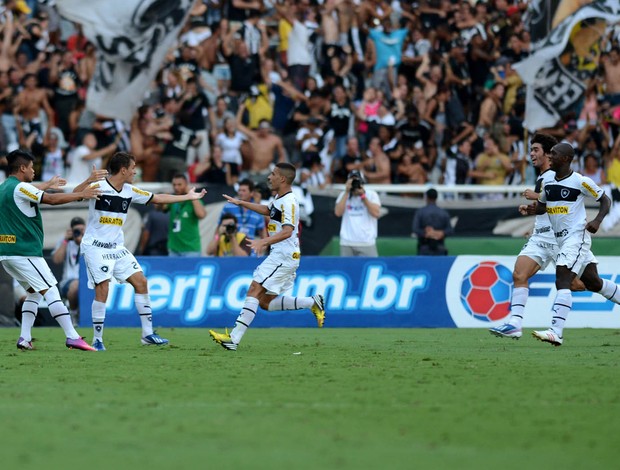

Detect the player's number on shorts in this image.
[133,262,139,270]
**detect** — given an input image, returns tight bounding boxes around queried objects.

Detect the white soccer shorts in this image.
[0,256,57,292]
[556,232,597,277]
[253,254,300,295]
[519,236,559,270]
[82,245,142,288]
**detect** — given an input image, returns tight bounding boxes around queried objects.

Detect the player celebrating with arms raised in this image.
[75,152,206,350]
[209,162,325,351]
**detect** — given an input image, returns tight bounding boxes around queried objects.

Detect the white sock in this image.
[135,293,154,337]
[551,289,572,337]
[599,279,620,304]
[92,300,106,342]
[230,297,258,344]
[20,292,42,341]
[69,308,79,327]
[44,287,79,339]
[508,287,529,329]
[268,296,314,311]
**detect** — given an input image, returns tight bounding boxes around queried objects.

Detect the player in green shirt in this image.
[167,174,206,256]
[0,150,102,351]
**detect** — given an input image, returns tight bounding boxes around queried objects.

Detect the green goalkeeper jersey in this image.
[0,176,45,257]
[167,199,203,254]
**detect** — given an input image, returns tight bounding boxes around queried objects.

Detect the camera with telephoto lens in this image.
[72,228,84,239]
[225,224,237,235]
[351,178,362,191]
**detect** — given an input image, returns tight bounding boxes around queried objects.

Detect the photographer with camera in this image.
[52,216,86,326]
[206,213,251,257]
[334,170,381,257]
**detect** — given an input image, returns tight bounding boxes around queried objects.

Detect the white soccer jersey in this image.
[538,171,604,238]
[267,191,300,258]
[529,169,556,245]
[82,179,153,249]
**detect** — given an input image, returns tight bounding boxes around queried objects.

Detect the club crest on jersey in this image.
[122,201,128,211]
[561,188,570,199]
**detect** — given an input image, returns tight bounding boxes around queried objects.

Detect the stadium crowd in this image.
[1,0,620,193]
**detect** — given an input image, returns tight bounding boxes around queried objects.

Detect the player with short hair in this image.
[0,149,102,351]
[491,135,620,341]
[520,142,620,346]
[490,133,560,339]
[209,162,325,350]
[75,152,206,350]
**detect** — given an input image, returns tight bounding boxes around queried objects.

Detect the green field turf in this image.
[1,327,619,469]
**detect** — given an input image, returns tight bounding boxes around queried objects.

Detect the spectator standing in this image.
[14,73,54,146]
[40,128,67,181]
[139,203,169,256]
[473,135,512,195]
[158,115,199,182]
[167,174,207,257]
[327,84,353,161]
[366,18,408,98]
[334,170,381,256]
[178,76,213,166]
[412,188,453,255]
[216,116,245,185]
[67,133,117,184]
[49,49,81,140]
[237,113,287,184]
[276,1,313,91]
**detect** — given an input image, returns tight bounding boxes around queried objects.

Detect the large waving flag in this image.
[56,0,193,123]
[514,1,620,131]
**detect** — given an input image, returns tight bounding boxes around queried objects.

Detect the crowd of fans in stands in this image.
[2,0,620,195]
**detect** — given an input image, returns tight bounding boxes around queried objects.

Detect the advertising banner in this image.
[79,256,620,328]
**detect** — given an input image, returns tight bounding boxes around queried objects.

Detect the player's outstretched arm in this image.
[33,175,67,191]
[222,194,270,216]
[152,187,207,205]
[73,165,109,193]
[42,185,101,205]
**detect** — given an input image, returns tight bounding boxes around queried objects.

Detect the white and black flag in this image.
[56,0,193,124]
[514,1,620,131]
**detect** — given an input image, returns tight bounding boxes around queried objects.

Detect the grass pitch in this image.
[1,327,619,469]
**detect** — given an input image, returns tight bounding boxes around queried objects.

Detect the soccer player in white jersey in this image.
[209,162,325,351]
[74,152,206,350]
[489,134,561,339]
[520,142,620,346]
[0,149,102,351]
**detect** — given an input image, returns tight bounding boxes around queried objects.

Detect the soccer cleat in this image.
[311,294,325,328]
[489,323,522,339]
[66,337,97,351]
[16,337,33,350]
[92,339,106,351]
[532,328,563,346]
[209,329,238,351]
[141,333,169,346]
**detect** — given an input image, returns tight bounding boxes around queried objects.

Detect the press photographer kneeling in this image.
[334,170,382,257]
[206,213,251,257]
